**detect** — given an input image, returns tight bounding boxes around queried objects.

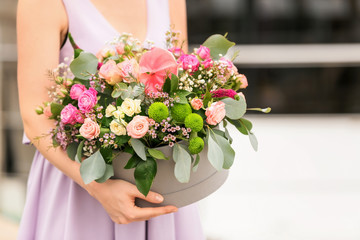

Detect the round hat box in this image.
[112,144,229,208]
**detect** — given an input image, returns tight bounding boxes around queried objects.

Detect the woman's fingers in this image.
[133,206,178,222]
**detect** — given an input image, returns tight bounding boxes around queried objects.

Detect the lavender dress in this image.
[17,0,205,239]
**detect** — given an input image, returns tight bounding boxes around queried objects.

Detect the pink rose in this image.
[115,42,125,55]
[237,74,248,89]
[96,47,115,62]
[205,101,226,126]
[79,118,100,140]
[202,58,213,69]
[238,92,246,101]
[70,84,87,100]
[126,115,149,139]
[43,105,52,118]
[61,104,80,125]
[117,58,139,83]
[178,54,200,72]
[168,47,184,59]
[78,88,98,113]
[190,98,203,110]
[196,45,211,60]
[219,57,234,70]
[99,60,122,85]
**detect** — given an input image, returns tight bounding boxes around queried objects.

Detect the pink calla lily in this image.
[139,47,178,93]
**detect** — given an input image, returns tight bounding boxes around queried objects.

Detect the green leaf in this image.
[173,144,192,183]
[173,90,191,104]
[249,132,258,152]
[224,127,233,144]
[80,151,106,184]
[227,118,248,135]
[130,138,147,160]
[222,97,247,120]
[75,140,85,163]
[239,118,253,131]
[202,90,212,108]
[202,34,235,60]
[170,74,179,92]
[212,129,225,138]
[207,130,224,171]
[163,76,171,93]
[115,135,131,145]
[148,148,168,160]
[70,52,98,80]
[50,103,64,119]
[214,133,235,169]
[100,147,113,164]
[192,154,200,172]
[95,164,114,183]
[124,154,142,169]
[111,89,122,98]
[66,142,79,161]
[134,157,157,196]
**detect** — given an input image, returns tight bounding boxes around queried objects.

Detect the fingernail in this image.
[155,195,164,202]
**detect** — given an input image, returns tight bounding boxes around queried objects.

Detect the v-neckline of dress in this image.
[86,0,150,42]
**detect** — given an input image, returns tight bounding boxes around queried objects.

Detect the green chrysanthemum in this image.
[148,102,169,122]
[171,103,192,122]
[184,113,203,132]
[188,137,205,154]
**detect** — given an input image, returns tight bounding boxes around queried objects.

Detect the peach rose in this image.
[117,58,139,83]
[237,74,248,89]
[43,105,52,118]
[190,98,203,110]
[115,42,125,55]
[79,118,100,140]
[126,115,149,139]
[96,47,115,62]
[99,60,122,85]
[205,101,226,126]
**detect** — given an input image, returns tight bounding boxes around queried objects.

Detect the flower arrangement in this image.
[36,30,270,196]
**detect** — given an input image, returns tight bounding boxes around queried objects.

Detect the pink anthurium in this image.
[139,47,178,94]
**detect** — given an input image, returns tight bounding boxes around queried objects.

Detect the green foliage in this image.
[192,154,200,172]
[148,102,169,122]
[70,52,98,80]
[80,151,106,184]
[170,74,179,92]
[130,138,147,160]
[162,76,171,93]
[171,103,192,122]
[134,157,157,197]
[172,90,191,104]
[100,147,113,164]
[188,137,204,154]
[207,129,224,171]
[214,133,235,169]
[95,164,114,183]
[173,144,192,183]
[50,103,64,119]
[222,97,246,120]
[202,34,235,60]
[147,148,168,160]
[184,113,204,132]
[75,140,85,163]
[124,154,142,169]
[66,142,79,161]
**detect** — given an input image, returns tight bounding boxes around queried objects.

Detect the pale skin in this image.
[17,0,188,225]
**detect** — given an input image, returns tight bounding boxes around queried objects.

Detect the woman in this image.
[17,0,205,239]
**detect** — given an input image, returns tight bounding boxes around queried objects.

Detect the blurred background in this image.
[1,0,360,239]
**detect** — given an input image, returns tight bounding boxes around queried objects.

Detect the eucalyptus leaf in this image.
[80,151,106,184]
[130,138,147,160]
[202,34,235,60]
[95,164,114,183]
[240,118,253,131]
[134,157,157,196]
[222,97,246,120]
[111,89,122,98]
[70,52,98,80]
[66,142,79,161]
[148,148,168,160]
[227,118,248,135]
[214,133,235,169]
[224,127,233,144]
[192,154,200,172]
[249,132,258,152]
[75,140,85,163]
[173,144,192,183]
[207,130,224,171]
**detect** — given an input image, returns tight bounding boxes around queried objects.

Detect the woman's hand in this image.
[86,179,178,224]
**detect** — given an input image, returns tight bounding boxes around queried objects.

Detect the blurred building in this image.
[0,0,360,238]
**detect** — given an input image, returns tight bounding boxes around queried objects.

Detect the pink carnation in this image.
[190,98,203,110]
[79,118,100,140]
[196,45,211,59]
[202,58,213,69]
[237,74,248,89]
[178,54,200,72]
[126,115,149,139]
[61,104,81,125]
[205,101,226,126]
[70,84,87,100]
[211,89,238,99]
[78,88,98,113]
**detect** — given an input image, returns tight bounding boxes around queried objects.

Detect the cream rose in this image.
[105,104,116,117]
[79,118,100,140]
[113,107,125,120]
[110,120,127,136]
[121,98,141,117]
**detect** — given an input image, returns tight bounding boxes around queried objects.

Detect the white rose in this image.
[110,120,127,136]
[105,104,116,117]
[121,98,138,117]
[113,107,125,120]
[134,99,141,114]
